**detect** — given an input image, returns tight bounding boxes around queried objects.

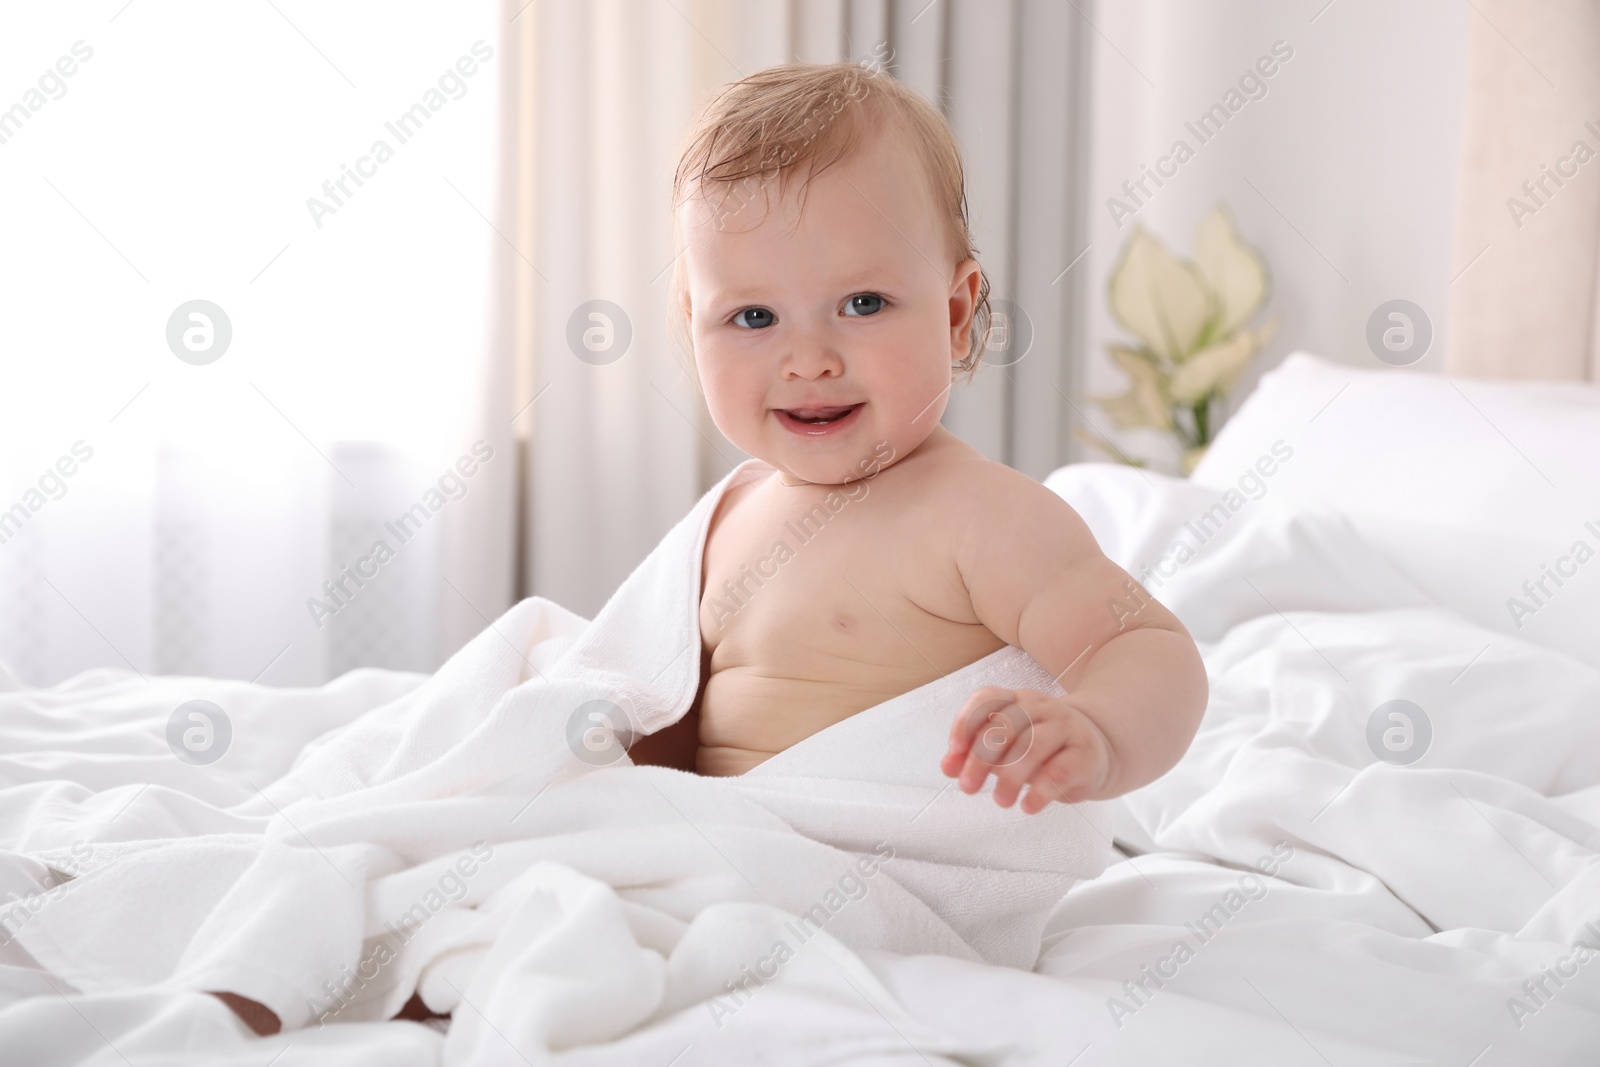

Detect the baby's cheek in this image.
[695,362,748,416]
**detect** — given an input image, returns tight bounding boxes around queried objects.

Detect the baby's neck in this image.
[770,425,960,489]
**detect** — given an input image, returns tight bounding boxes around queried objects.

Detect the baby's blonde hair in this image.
[668,62,991,385]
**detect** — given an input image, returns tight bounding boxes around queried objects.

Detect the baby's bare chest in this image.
[703,486,885,646]
[697,476,980,674]
[685,461,1011,775]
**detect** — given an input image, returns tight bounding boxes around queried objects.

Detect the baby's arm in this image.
[940,466,1207,811]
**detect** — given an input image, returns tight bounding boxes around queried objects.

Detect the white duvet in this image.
[1,459,1597,1065]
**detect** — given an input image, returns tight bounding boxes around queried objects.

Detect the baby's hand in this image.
[941,686,1112,814]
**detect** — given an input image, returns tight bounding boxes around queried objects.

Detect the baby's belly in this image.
[695,663,924,776]
[693,602,1013,775]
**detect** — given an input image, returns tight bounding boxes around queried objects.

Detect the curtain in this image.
[0,1,516,686]
[1447,0,1600,381]
[0,0,1093,685]
[513,0,1093,617]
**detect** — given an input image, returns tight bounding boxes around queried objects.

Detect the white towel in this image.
[13,458,1111,1040]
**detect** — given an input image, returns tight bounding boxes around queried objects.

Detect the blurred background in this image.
[0,0,1591,686]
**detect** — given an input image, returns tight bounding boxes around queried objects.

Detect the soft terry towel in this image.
[13,458,1111,1042]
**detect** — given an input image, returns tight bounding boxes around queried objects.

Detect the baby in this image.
[214,61,1209,1039]
[628,63,1209,815]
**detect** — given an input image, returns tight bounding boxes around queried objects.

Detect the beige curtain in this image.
[1448,0,1600,380]
[503,0,1091,616]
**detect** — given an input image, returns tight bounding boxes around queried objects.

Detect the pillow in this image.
[1042,463,1433,644]
[1190,352,1600,668]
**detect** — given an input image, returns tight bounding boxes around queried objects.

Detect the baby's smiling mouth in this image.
[776,403,863,425]
[772,402,867,438]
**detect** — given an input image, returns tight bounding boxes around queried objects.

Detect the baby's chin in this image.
[714,405,919,485]
[754,434,906,487]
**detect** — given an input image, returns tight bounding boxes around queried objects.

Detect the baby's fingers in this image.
[955,698,1036,794]
[1020,745,1099,813]
[943,687,1020,776]
[988,723,1069,808]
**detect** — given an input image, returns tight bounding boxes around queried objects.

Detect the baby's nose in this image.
[781,332,845,378]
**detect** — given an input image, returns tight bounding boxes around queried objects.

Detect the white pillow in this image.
[1191,352,1600,668]
[1043,463,1433,644]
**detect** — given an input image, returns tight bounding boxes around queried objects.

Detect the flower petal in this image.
[1168,330,1258,405]
[1108,229,1214,362]
[1194,205,1268,337]
[1099,345,1173,431]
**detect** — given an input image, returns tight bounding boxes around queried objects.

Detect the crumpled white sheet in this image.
[0,457,1110,1065]
[2,461,1597,1065]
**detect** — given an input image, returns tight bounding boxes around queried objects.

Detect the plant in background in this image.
[1086,205,1276,474]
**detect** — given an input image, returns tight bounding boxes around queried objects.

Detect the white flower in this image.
[1099,346,1173,431]
[1194,205,1269,338]
[1094,204,1273,475]
[1107,228,1214,364]
[1169,322,1276,405]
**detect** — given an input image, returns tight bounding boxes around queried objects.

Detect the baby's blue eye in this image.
[732,307,775,329]
[843,293,886,316]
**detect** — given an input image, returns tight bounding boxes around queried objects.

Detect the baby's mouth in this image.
[777,403,862,425]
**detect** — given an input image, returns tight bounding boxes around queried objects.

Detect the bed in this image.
[2,352,1597,1065]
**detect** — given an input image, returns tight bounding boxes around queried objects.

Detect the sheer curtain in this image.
[0,1,516,686]
[1,0,1094,685]
[1447,0,1600,381]
[513,0,1093,618]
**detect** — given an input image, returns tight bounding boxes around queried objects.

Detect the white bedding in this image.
[2,447,1598,1064]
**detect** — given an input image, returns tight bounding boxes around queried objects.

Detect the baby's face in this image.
[681,128,980,485]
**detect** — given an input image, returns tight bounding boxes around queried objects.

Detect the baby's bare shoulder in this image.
[878,450,1097,576]
[918,453,1091,536]
[942,471,1107,614]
